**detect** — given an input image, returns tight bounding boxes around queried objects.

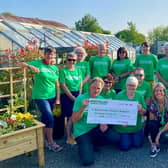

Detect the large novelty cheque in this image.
[87,99,138,126]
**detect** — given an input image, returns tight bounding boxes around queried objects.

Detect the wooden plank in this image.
[0,67,20,70]
[0,129,36,149]
[0,138,37,161]
[36,128,45,167]
[0,79,25,85]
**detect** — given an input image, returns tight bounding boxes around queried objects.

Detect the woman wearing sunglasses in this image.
[100,74,116,99]
[60,52,83,145]
[110,47,133,94]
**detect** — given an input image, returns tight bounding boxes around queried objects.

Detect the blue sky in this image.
[0,0,168,35]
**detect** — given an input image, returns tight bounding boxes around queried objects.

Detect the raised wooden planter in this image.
[0,120,45,167]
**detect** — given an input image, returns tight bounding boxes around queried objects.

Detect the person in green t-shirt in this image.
[74,47,91,93]
[134,67,152,105]
[110,47,133,94]
[60,52,82,145]
[114,76,146,151]
[72,77,119,166]
[134,41,158,88]
[89,44,111,79]
[147,83,168,158]
[100,74,116,99]
[19,47,62,152]
[156,43,168,92]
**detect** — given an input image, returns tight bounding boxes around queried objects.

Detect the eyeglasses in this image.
[135,74,143,77]
[67,58,76,62]
[104,80,113,84]
[127,84,136,87]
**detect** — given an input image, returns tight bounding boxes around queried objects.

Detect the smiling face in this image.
[89,81,103,98]
[66,53,77,68]
[103,78,113,90]
[134,69,145,83]
[44,51,56,64]
[75,48,86,62]
[98,44,107,57]
[154,86,165,101]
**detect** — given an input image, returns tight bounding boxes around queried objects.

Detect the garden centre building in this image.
[0,14,135,63]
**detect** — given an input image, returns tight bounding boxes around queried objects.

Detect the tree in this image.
[1,12,15,16]
[75,14,111,34]
[148,26,168,44]
[115,22,145,45]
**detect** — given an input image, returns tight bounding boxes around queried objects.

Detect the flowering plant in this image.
[0,110,36,135]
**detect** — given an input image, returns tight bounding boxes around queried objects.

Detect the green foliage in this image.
[115,21,145,45]
[148,26,168,44]
[75,14,111,34]
[1,12,15,16]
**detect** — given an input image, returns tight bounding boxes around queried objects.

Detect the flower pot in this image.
[0,120,45,167]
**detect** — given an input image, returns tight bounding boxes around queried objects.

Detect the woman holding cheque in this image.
[113,76,146,151]
[72,77,119,166]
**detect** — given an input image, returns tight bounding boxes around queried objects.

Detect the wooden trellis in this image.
[0,66,27,113]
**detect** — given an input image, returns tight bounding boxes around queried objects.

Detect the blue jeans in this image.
[35,97,56,128]
[76,127,119,166]
[119,129,144,151]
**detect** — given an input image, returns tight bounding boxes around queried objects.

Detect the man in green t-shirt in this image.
[156,43,168,92]
[89,44,111,78]
[134,67,152,105]
[134,41,158,87]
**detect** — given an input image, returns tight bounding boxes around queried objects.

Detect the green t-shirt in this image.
[134,54,158,81]
[59,67,82,93]
[27,59,59,99]
[89,55,111,78]
[136,80,152,101]
[113,90,146,133]
[75,61,90,80]
[111,58,133,89]
[100,89,116,99]
[73,93,103,138]
[156,58,168,88]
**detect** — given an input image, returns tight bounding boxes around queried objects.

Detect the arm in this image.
[156,72,168,87]
[60,83,76,101]
[18,62,39,73]
[72,99,89,123]
[82,74,91,84]
[138,104,146,115]
[55,79,60,104]
[79,81,83,95]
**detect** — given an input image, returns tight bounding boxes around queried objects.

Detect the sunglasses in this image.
[67,58,76,62]
[104,80,113,84]
[135,74,143,77]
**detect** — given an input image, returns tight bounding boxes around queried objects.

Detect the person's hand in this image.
[55,99,60,105]
[31,66,40,73]
[138,104,142,111]
[71,96,76,101]
[100,124,108,132]
[115,76,119,83]
[82,99,89,108]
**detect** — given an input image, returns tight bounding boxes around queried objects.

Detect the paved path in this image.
[0,139,168,168]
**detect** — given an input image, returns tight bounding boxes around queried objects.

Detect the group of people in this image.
[20,41,168,166]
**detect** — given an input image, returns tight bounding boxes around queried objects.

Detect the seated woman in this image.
[72,77,119,166]
[114,76,146,151]
[148,82,168,158]
[100,74,116,99]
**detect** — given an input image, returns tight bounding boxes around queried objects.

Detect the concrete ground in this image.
[0,138,168,168]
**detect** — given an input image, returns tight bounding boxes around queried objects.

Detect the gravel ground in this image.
[1,138,168,168]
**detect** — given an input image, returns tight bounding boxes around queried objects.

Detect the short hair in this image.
[126,76,138,86]
[67,52,77,58]
[73,47,87,57]
[103,74,114,82]
[141,41,150,47]
[44,46,56,54]
[89,77,104,88]
[98,43,107,50]
[117,47,128,60]
[134,67,144,73]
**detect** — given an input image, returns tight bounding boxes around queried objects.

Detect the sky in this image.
[1,0,168,36]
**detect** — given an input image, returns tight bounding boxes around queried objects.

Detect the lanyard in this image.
[156,103,165,125]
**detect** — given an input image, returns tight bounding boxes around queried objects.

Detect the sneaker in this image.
[66,137,77,145]
[156,146,160,153]
[150,145,157,158]
[48,142,63,152]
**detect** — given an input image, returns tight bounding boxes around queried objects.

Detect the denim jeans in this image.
[119,129,144,151]
[35,97,56,128]
[76,127,119,166]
